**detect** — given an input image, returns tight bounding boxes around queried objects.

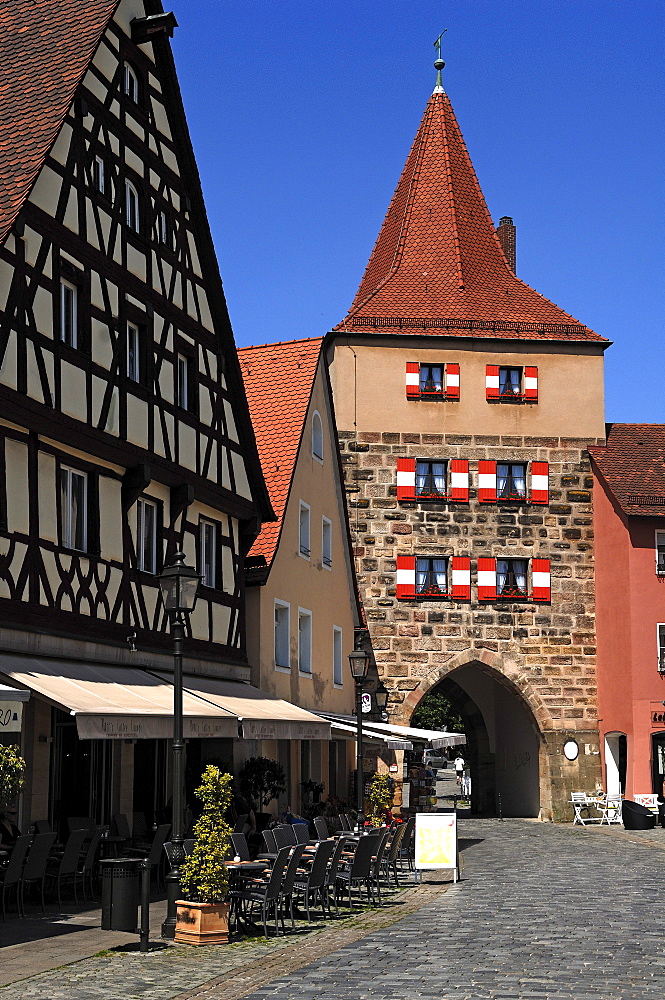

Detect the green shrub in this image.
[368,772,395,826]
[238,756,286,810]
[180,766,233,904]
[0,744,25,811]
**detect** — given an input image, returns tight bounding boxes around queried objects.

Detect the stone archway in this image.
[400,649,553,818]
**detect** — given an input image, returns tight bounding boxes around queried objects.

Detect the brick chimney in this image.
[496,216,516,272]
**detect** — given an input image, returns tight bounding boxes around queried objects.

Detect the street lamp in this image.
[348,636,370,832]
[375,687,389,722]
[158,550,200,939]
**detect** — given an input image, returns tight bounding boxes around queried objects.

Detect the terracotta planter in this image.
[175,900,229,945]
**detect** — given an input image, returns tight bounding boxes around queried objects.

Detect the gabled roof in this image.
[336,90,607,344]
[589,424,665,519]
[0,0,119,245]
[239,338,323,564]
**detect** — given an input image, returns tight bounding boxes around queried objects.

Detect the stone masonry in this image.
[340,428,605,819]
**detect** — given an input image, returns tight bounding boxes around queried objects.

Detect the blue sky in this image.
[169,1,663,424]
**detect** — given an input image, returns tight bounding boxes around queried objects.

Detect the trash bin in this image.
[621,799,656,831]
[100,858,142,931]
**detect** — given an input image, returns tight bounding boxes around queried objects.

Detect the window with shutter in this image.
[451,556,471,599]
[478,460,497,502]
[416,460,447,499]
[396,457,416,500]
[449,460,469,501]
[396,555,416,598]
[477,557,497,601]
[531,559,551,602]
[416,557,449,597]
[405,362,461,400]
[486,365,538,403]
[530,462,549,504]
[497,558,528,599]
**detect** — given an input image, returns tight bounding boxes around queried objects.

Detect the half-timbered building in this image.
[0,1,287,835]
[326,57,610,820]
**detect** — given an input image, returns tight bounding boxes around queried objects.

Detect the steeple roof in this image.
[337,90,606,343]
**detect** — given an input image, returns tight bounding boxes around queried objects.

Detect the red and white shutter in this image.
[530,462,549,504]
[396,458,416,500]
[477,557,497,601]
[396,555,416,599]
[531,558,551,601]
[524,366,538,401]
[486,364,500,399]
[451,556,471,600]
[405,362,420,399]
[445,362,460,399]
[449,459,469,501]
[478,460,497,502]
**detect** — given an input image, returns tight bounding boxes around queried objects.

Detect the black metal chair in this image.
[1,834,31,919]
[273,825,296,849]
[293,823,311,846]
[46,827,88,908]
[369,828,391,905]
[78,826,106,901]
[397,815,416,871]
[231,832,252,862]
[126,823,170,889]
[381,821,407,886]
[335,835,375,909]
[20,832,56,916]
[324,835,348,914]
[257,828,277,860]
[229,845,291,937]
[276,844,306,931]
[292,839,335,922]
[67,816,95,837]
[313,815,329,840]
[31,820,52,834]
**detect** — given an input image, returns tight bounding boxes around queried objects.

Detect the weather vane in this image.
[433,29,446,92]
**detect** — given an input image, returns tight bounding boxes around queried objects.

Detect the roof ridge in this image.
[238,336,323,353]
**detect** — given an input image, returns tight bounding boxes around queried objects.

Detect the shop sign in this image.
[0,701,23,733]
[650,702,665,729]
[361,692,372,714]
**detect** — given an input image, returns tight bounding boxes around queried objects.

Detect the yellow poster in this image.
[414,813,457,870]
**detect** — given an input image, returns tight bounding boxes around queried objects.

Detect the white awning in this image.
[326,717,412,749]
[319,713,465,749]
[0,655,238,740]
[157,673,331,742]
[0,656,330,741]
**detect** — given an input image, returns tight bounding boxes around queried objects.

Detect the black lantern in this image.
[158,551,200,939]
[348,646,370,681]
[375,688,389,711]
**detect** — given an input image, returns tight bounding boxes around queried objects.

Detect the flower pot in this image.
[175,900,229,945]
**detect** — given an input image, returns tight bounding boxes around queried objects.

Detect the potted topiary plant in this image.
[238,755,286,814]
[368,772,395,827]
[175,765,233,945]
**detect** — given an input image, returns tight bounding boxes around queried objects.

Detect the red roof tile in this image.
[239,338,323,563]
[336,92,607,344]
[589,424,665,518]
[0,1,119,246]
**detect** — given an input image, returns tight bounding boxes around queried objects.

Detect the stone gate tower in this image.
[326,59,608,820]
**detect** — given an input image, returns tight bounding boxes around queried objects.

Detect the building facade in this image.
[0,1,274,833]
[327,65,609,819]
[240,338,360,812]
[590,424,665,800]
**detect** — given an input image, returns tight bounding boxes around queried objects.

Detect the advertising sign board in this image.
[414,812,458,882]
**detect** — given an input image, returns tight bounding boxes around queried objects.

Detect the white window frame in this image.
[125,179,140,232]
[177,353,189,410]
[333,626,343,687]
[312,410,323,462]
[298,608,312,676]
[123,62,139,103]
[93,155,105,194]
[658,624,665,673]
[322,516,332,570]
[656,530,665,576]
[60,466,87,552]
[137,497,158,574]
[158,210,169,246]
[274,600,291,672]
[60,279,77,347]
[127,321,140,382]
[200,518,218,589]
[298,501,310,560]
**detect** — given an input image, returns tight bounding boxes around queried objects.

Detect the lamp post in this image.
[158,550,200,939]
[348,637,370,832]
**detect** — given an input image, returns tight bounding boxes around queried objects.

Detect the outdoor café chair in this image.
[292,839,335,923]
[369,828,391,906]
[1,833,31,920]
[112,812,133,842]
[19,832,56,916]
[324,835,348,914]
[335,834,375,909]
[293,823,311,846]
[599,794,623,825]
[338,813,352,832]
[46,827,88,908]
[257,828,277,860]
[273,825,296,850]
[277,844,306,931]
[229,845,291,937]
[67,816,95,837]
[570,792,596,825]
[32,820,52,834]
[78,826,106,901]
[313,816,329,840]
[633,794,660,814]
[231,833,252,862]
[381,822,407,886]
[233,813,248,833]
[397,815,416,871]
[126,823,170,888]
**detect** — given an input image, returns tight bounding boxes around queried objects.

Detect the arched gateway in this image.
[402,650,550,817]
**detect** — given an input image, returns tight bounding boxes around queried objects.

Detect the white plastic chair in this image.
[633,794,659,814]
[570,792,595,825]
[599,794,623,825]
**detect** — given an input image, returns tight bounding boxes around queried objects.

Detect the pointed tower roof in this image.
[337,86,606,343]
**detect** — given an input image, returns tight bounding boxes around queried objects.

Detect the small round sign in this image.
[563,739,579,761]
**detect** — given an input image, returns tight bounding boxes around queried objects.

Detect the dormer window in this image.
[125,179,140,232]
[123,62,139,103]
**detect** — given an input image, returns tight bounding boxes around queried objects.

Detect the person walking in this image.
[454,756,465,786]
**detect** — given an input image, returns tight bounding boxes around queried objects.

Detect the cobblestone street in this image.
[4,819,665,1000]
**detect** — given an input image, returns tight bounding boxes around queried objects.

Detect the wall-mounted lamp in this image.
[127,633,137,653]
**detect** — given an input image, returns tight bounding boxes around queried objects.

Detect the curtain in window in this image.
[512,465,526,497]
[416,559,429,592]
[497,464,509,496]
[433,462,446,492]
[416,461,447,495]
[499,368,521,394]
[433,559,447,590]
[514,559,527,592]
[497,559,527,595]
[420,365,443,392]
[71,472,86,551]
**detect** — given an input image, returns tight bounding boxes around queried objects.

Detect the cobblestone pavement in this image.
[4,819,665,1000]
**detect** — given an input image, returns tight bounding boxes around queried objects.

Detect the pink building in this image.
[590,425,665,799]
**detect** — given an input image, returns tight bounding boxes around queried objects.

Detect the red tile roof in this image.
[0,1,119,246]
[336,92,607,344]
[239,338,323,563]
[589,424,665,518]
